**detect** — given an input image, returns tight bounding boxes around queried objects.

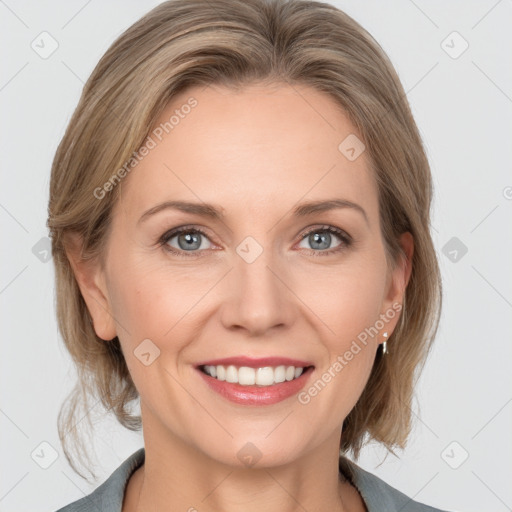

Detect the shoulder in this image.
[54,448,145,512]
[339,455,452,512]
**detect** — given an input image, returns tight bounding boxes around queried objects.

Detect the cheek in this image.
[107,250,212,354]
[291,256,386,405]
[294,267,384,417]
[293,256,387,343]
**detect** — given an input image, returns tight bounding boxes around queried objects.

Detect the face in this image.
[70,82,412,468]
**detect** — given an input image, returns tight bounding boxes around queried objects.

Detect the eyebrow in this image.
[137,198,369,226]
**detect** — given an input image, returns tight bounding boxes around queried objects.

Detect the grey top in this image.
[55,448,450,512]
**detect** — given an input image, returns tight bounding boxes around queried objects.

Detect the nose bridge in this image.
[220,235,293,335]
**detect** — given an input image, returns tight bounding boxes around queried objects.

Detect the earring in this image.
[382,332,388,355]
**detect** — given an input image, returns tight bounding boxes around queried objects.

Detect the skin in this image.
[67,82,413,512]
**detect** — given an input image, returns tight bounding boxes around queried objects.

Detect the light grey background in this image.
[1,1,511,511]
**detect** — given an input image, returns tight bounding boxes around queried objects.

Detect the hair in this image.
[47,0,442,482]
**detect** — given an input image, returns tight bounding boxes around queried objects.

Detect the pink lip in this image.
[195,356,314,369]
[196,366,315,406]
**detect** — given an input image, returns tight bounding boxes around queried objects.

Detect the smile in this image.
[196,365,315,406]
[200,364,309,386]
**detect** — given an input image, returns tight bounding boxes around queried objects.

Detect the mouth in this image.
[198,363,314,386]
[195,361,315,406]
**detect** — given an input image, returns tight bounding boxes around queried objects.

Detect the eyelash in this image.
[157,224,352,258]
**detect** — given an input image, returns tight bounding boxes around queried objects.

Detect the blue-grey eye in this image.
[298,228,345,251]
[165,229,212,251]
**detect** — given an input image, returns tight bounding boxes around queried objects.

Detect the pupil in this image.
[179,232,200,250]
[311,232,330,250]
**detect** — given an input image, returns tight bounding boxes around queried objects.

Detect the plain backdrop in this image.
[1,1,511,511]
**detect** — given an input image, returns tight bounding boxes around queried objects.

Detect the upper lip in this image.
[195,356,314,369]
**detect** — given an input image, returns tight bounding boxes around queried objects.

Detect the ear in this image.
[64,232,117,341]
[381,231,414,334]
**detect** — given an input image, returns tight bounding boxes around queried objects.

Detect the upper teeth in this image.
[202,365,305,386]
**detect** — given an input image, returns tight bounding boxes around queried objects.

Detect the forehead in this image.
[116,82,378,226]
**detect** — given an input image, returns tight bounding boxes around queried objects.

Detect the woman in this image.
[49,0,447,510]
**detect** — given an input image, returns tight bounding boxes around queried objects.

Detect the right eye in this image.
[159,226,214,257]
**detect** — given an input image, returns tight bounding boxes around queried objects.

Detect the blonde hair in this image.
[47,0,442,481]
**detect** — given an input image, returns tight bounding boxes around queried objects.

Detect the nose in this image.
[219,244,296,337]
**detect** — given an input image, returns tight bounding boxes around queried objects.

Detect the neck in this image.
[126,442,363,512]
[123,404,366,512]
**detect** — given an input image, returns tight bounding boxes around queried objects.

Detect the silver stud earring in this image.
[382,332,388,355]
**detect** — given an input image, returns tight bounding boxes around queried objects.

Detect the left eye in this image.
[297,226,350,253]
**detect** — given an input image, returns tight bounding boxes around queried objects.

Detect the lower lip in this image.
[196,366,314,405]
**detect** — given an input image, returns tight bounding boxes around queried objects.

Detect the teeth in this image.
[202,364,306,386]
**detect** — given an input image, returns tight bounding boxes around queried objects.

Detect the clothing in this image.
[55,447,450,511]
